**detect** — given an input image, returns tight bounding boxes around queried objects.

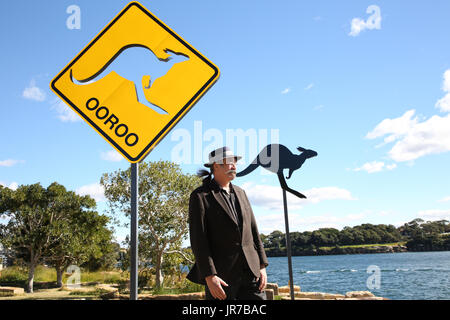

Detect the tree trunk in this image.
[27,263,35,293]
[154,252,164,289]
[55,264,63,288]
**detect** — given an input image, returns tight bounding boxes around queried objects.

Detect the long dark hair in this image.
[197,168,213,184]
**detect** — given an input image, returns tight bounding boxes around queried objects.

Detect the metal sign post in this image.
[282,189,295,300]
[130,162,139,300]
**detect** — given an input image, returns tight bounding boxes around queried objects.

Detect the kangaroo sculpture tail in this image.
[236,162,259,177]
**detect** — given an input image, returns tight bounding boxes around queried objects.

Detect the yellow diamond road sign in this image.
[51,1,219,163]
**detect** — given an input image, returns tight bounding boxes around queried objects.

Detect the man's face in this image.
[213,157,237,182]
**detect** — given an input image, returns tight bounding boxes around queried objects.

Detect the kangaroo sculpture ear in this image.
[297,147,306,152]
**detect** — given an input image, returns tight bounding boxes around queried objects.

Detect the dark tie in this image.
[221,189,241,227]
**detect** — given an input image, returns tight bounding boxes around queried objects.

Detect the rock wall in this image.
[111,283,387,300]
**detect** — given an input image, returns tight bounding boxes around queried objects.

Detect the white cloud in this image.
[354,161,397,173]
[435,70,450,112]
[438,196,450,203]
[101,150,123,162]
[354,161,384,173]
[0,159,24,167]
[417,209,450,221]
[313,104,324,111]
[304,83,314,91]
[0,181,19,190]
[368,110,450,162]
[51,99,81,122]
[386,164,397,170]
[436,94,450,112]
[366,109,418,141]
[349,5,381,37]
[349,18,367,37]
[242,182,355,211]
[304,187,356,203]
[281,88,291,94]
[76,183,105,202]
[22,79,46,102]
[366,70,450,163]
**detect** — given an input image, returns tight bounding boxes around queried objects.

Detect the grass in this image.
[69,288,112,296]
[319,242,407,250]
[0,265,125,288]
[80,271,123,284]
[149,279,204,295]
[0,265,203,298]
[0,265,57,283]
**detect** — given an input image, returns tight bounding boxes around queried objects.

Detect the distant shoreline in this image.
[264,243,450,257]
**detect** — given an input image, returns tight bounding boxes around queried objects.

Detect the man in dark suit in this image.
[187,147,269,300]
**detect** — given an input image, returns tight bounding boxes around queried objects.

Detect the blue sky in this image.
[1,0,450,244]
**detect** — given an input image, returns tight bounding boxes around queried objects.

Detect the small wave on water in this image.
[382,267,437,272]
[300,267,442,274]
[338,269,358,272]
[301,269,359,274]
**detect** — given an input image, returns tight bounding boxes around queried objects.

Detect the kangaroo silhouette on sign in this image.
[237,144,318,199]
[70,46,189,114]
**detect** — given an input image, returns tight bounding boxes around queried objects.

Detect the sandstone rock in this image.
[281,296,311,300]
[95,284,118,293]
[125,291,205,300]
[0,287,25,297]
[278,285,301,294]
[345,291,375,298]
[264,288,274,300]
[266,283,279,296]
[357,296,385,300]
[294,292,345,300]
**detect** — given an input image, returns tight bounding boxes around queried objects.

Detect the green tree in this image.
[0,183,104,292]
[266,230,284,249]
[317,228,340,246]
[101,160,200,288]
[46,203,115,286]
[81,241,120,272]
[339,227,354,245]
[399,218,424,239]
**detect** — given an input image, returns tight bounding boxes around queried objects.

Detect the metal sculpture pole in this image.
[237,144,317,301]
[282,189,295,300]
[130,163,139,300]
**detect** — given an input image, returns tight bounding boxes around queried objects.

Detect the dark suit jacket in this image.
[187,179,269,285]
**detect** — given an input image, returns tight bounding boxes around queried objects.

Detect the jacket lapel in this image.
[233,186,248,232]
[211,183,239,226]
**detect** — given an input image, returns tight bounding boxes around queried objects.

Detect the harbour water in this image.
[266,251,450,300]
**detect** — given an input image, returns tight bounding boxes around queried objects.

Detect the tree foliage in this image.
[101,160,200,288]
[0,182,114,291]
[261,220,450,256]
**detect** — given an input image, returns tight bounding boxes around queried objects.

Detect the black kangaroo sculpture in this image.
[236,144,317,199]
